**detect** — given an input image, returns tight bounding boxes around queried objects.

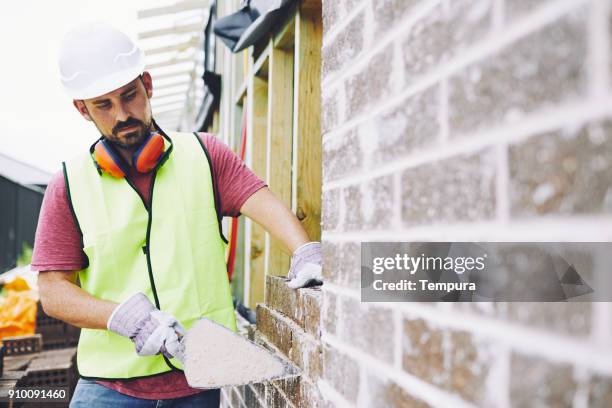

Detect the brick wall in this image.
[317,0,612,407]
[220,276,326,407]
[222,0,612,407]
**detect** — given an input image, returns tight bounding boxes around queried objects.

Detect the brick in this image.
[510,353,577,408]
[402,318,445,384]
[372,0,420,37]
[225,388,235,408]
[244,384,265,408]
[322,188,341,231]
[401,149,496,226]
[322,0,342,38]
[257,301,322,382]
[342,185,362,230]
[321,291,338,336]
[251,382,266,404]
[472,244,597,302]
[449,11,588,135]
[449,301,507,318]
[505,0,547,23]
[403,318,490,402]
[363,373,431,408]
[257,304,293,355]
[231,386,246,408]
[322,87,342,134]
[370,85,440,164]
[247,323,256,341]
[221,388,232,408]
[299,378,329,408]
[508,302,591,336]
[509,120,612,216]
[448,331,489,402]
[265,383,289,407]
[322,344,360,403]
[266,275,300,325]
[322,240,361,290]
[301,290,322,338]
[589,374,612,408]
[338,297,395,363]
[342,0,365,14]
[322,11,365,80]
[265,275,322,338]
[322,0,366,38]
[454,300,592,337]
[402,0,493,80]
[344,174,394,230]
[322,129,363,182]
[345,44,395,120]
[289,329,323,381]
[271,376,301,407]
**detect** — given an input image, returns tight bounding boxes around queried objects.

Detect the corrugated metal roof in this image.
[138,1,210,130]
[0,152,53,186]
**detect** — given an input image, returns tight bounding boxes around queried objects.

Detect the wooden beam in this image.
[299,0,321,16]
[252,43,271,79]
[247,75,269,309]
[274,11,296,51]
[138,1,208,19]
[292,2,322,241]
[139,22,203,39]
[234,79,248,106]
[266,38,294,276]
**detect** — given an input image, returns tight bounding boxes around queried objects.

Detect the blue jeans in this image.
[69,379,220,407]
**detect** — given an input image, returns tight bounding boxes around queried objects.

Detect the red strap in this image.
[227,104,248,281]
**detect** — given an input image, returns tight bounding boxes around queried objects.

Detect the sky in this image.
[0,0,177,174]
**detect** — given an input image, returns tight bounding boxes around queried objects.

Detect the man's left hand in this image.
[286,242,323,289]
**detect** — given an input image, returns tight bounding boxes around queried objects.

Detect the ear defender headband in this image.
[91,132,166,178]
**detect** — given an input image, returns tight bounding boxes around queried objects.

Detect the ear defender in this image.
[92,132,165,178]
[94,140,128,178]
[132,132,165,173]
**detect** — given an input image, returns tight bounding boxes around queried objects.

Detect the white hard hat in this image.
[59,22,145,100]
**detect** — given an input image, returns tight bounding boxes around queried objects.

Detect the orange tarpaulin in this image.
[0,277,37,340]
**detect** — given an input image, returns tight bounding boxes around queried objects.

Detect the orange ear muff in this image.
[94,141,127,178]
[133,133,165,173]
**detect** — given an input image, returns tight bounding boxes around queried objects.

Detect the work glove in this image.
[286,242,323,289]
[107,293,186,363]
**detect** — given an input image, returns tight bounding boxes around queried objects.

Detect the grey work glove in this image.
[286,242,323,289]
[107,293,186,363]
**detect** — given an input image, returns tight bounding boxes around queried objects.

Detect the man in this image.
[31,22,322,407]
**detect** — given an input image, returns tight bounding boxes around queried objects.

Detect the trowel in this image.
[179,318,299,389]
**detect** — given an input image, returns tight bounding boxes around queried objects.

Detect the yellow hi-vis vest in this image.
[63,130,237,379]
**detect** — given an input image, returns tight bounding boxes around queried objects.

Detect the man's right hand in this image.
[107,293,185,363]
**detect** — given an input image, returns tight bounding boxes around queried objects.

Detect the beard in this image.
[103,117,153,149]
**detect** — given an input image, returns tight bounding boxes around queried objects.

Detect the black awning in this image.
[213,0,295,53]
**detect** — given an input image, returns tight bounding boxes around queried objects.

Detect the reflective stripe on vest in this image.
[63,130,237,379]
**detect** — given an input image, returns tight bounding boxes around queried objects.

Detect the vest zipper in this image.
[123,176,161,309]
[123,172,180,372]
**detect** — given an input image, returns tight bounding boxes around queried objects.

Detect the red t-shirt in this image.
[31,133,265,400]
